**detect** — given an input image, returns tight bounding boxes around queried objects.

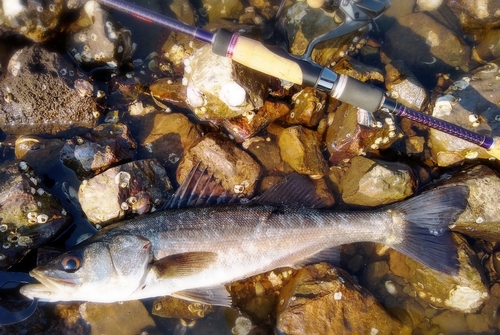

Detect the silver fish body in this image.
[20,185,468,304]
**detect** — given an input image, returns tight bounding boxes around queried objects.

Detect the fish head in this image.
[20,234,153,302]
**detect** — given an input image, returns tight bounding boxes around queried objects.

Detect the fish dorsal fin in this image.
[172,285,232,307]
[252,173,332,208]
[153,252,218,278]
[163,163,243,209]
[293,247,342,268]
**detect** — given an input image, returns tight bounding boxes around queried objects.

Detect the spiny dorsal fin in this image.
[153,252,218,278]
[163,163,242,209]
[172,285,232,307]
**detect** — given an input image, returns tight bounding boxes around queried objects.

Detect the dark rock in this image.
[0,44,98,136]
[0,160,69,269]
[60,123,137,178]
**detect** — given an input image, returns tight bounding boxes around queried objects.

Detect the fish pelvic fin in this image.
[388,185,469,275]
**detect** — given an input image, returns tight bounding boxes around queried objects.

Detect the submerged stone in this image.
[276,263,406,335]
[385,60,428,111]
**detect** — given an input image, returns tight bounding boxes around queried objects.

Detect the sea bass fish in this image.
[20,185,468,305]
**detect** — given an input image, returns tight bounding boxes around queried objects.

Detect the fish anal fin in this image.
[172,285,232,307]
[294,247,341,268]
[153,252,218,278]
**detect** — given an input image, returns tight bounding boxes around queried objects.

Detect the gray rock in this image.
[78,159,172,227]
[66,1,135,69]
[0,44,98,136]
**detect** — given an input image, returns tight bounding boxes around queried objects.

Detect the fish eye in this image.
[60,253,81,272]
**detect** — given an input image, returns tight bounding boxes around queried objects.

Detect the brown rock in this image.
[278,126,327,178]
[177,133,261,198]
[276,263,405,335]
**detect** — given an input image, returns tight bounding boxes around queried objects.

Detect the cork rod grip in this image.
[226,35,305,85]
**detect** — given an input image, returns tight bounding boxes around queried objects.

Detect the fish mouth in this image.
[20,269,81,301]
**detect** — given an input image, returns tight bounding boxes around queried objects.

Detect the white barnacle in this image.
[37,214,49,224]
[334,292,342,300]
[59,68,67,76]
[27,212,38,220]
[385,280,397,295]
[121,202,129,211]
[90,33,97,41]
[78,33,87,42]
[234,184,245,194]
[469,114,479,123]
[0,224,8,232]
[37,188,45,195]
[476,217,484,224]
[115,171,131,188]
[126,196,137,205]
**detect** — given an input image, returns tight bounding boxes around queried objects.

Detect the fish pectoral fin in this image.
[293,246,341,268]
[153,252,218,278]
[172,285,232,307]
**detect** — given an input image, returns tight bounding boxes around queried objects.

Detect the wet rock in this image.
[0,44,99,136]
[340,156,416,206]
[385,60,428,111]
[430,310,468,334]
[176,133,261,198]
[388,234,488,313]
[0,0,66,42]
[325,103,402,164]
[242,135,292,174]
[66,1,135,69]
[384,12,471,81]
[152,296,214,319]
[79,301,156,335]
[14,135,66,175]
[282,87,326,127]
[278,126,327,178]
[184,44,268,119]
[198,0,244,21]
[475,28,500,62]
[60,123,137,178]
[223,100,290,143]
[332,56,385,84]
[78,159,172,227]
[448,0,500,26]
[137,112,201,176]
[416,0,444,11]
[429,62,500,166]
[481,282,500,329]
[149,77,188,109]
[280,2,369,66]
[276,262,406,335]
[433,165,500,241]
[374,0,416,33]
[0,160,69,269]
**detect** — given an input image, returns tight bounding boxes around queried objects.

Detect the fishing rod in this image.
[97,0,500,160]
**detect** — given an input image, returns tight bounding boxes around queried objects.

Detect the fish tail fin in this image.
[389,185,469,275]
